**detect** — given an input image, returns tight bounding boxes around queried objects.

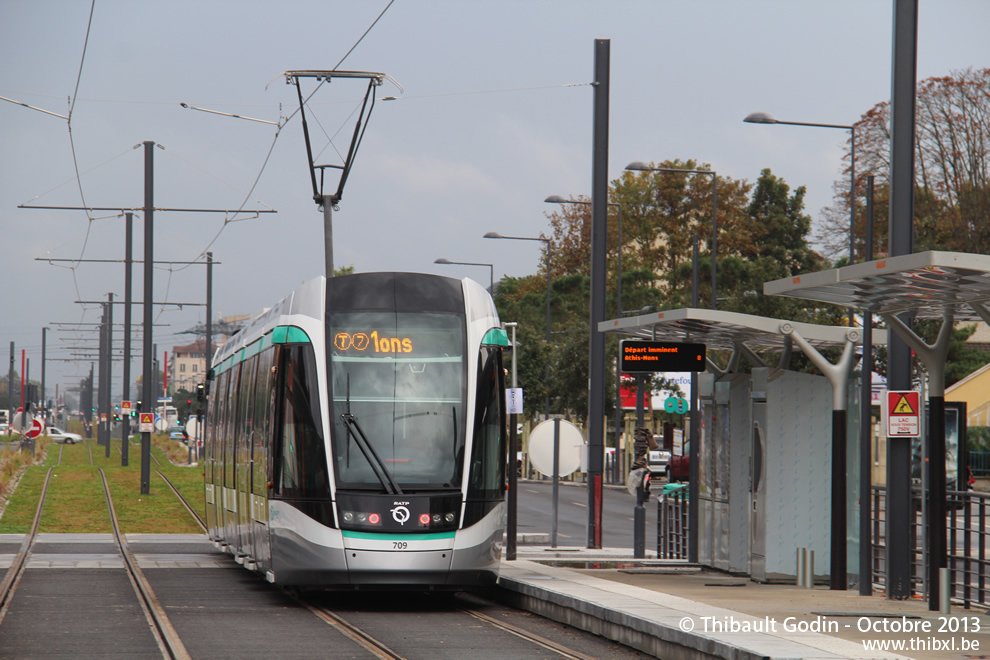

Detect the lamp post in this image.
[434,258,494,292]
[743,112,856,268]
[484,232,552,421]
[625,162,718,310]
[745,111,860,592]
[545,195,625,483]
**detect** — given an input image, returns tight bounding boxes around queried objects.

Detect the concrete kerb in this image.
[492,559,907,660]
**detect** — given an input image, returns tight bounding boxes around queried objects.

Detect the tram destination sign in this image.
[620,340,706,373]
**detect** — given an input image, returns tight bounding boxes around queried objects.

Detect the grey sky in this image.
[2,0,987,398]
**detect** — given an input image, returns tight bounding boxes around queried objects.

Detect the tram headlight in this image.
[445,513,456,523]
[342,510,381,526]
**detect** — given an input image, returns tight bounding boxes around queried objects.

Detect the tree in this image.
[820,67,990,259]
[493,163,838,421]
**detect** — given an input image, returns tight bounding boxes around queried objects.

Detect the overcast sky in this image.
[2,0,987,400]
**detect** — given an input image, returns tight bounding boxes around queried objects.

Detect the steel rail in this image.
[0,467,53,623]
[154,469,206,533]
[99,467,191,660]
[461,606,599,660]
[301,601,406,660]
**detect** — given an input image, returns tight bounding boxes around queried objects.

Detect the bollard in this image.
[797,548,806,587]
[805,550,815,589]
[940,567,951,614]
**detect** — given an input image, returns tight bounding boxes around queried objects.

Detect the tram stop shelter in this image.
[765,250,990,609]
[599,307,888,588]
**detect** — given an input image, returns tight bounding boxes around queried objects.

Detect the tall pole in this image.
[587,38,609,549]
[506,322,518,561]
[41,328,47,422]
[710,175,718,310]
[97,304,107,447]
[8,342,13,433]
[105,293,113,459]
[204,251,213,461]
[689,236,700,563]
[141,141,154,495]
[859,175,875,596]
[544,242,551,421]
[122,212,132,466]
[885,0,918,601]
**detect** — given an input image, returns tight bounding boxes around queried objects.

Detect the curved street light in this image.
[484,231,552,420]
[434,258,494,292]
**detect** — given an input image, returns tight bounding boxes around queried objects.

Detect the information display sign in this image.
[620,340,706,373]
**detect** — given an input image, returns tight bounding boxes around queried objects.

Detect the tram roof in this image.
[597,308,883,353]
[764,251,990,321]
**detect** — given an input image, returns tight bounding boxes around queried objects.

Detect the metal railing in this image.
[653,484,990,608]
[970,451,990,477]
[657,485,690,559]
[870,486,990,608]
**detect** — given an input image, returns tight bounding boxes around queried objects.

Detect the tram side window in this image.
[224,363,241,488]
[252,348,275,497]
[274,345,330,499]
[208,371,229,484]
[467,346,506,502]
[236,355,258,489]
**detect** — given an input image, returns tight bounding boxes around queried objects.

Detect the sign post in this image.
[139,412,155,434]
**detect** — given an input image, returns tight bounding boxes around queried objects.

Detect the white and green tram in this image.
[204,272,508,588]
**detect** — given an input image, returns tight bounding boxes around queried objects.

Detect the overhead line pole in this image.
[141,140,154,494]
[587,38,610,549]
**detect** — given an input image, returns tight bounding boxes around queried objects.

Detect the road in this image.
[514,478,660,549]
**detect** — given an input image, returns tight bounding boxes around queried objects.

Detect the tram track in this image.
[296,591,604,660]
[0,467,53,624]
[98,466,192,660]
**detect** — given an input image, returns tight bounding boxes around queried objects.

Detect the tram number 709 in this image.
[393,541,408,550]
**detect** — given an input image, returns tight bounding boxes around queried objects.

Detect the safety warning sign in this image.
[885,390,921,437]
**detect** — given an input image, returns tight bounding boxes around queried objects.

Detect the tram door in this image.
[250,347,275,571]
[222,363,242,549]
[235,357,258,557]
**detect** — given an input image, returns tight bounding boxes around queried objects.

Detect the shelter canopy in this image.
[598,307,883,354]
[764,251,990,321]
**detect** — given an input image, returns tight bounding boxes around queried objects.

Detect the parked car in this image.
[648,446,671,474]
[46,426,83,445]
[168,425,188,443]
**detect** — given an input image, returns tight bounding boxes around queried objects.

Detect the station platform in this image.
[500,539,988,660]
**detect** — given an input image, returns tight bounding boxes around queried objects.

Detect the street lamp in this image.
[545,195,626,483]
[434,258,494,292]
[625,162,718,310]
[743,112,856,267]
[484,231,552,420]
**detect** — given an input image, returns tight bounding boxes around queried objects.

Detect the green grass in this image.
[0,435,205,535]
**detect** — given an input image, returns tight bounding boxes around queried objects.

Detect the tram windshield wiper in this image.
[341,377,403,496]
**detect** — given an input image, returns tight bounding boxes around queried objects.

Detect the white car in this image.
[46,426,84,444]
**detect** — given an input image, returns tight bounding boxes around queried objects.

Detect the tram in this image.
[203,272,508,588]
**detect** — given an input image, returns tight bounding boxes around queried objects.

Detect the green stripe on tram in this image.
[211,325,311,376]
[341,531,456,541]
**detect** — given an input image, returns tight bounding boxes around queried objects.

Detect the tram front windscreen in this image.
[328,311,466,491]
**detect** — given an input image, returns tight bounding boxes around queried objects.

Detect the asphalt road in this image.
[514,478,660,549]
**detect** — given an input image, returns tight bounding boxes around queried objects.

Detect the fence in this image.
[656,484,990,608]
[657,485,690,559]
[970,451,990,477]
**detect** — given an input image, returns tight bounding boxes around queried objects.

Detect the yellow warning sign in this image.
[892,395,916,415]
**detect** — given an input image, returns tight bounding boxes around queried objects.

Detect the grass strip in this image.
[40,466,112,533]
[0,466,47,534]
